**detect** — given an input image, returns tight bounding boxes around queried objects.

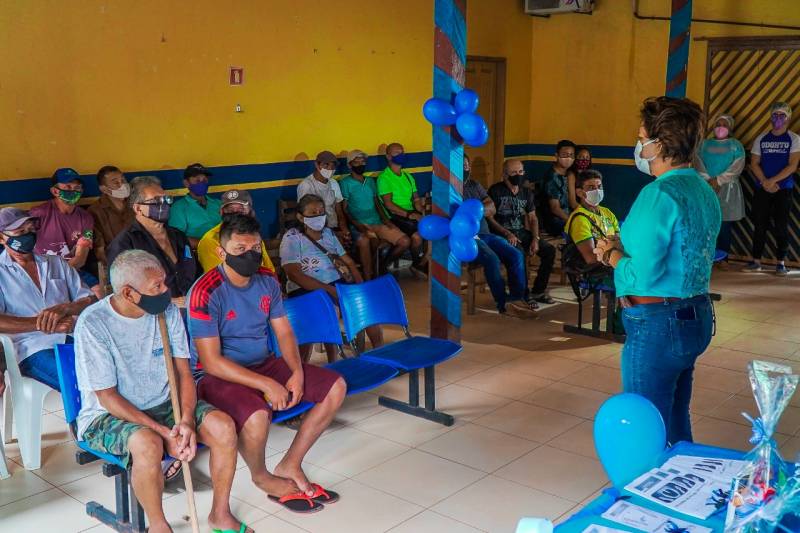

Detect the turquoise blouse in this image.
[614,168,721,298]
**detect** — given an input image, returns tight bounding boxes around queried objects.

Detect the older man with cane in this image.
[73,250,250,533]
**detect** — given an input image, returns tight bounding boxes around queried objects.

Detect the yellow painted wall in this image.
[528,0,800,147]
[0,0,532,181]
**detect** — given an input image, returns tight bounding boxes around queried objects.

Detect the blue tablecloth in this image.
[555,441,745,533]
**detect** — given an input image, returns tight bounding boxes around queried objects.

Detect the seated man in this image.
[197,189,275,273]
[488,159,556,307]
[297,151,351,248]
[566,169,619,267]
[190,214,346,512]
[108,176,198,303]
[31,167,98,292]
[543,140,576,236]
[0,207,95,390]
[462,155,534,318]
[88,165,135,266]
[377,142,429,280]
[74,250,247,533]
[168,163,222,249]
[340,149,411,279]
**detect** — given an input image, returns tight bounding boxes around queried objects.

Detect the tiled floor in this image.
[1,266,799,532]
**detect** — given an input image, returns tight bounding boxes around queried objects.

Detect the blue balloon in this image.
[449,234,478,262]
[454,89,479,114]
[418,215,451,241]
[456,113,489,147]
[594,393,666,488]
[422,98,457,126]
[449,213,480,238]
[457,198,485,223]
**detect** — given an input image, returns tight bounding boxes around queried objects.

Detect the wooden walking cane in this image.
[157,312,201,533]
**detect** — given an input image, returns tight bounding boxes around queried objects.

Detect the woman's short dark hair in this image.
[640,96,705,165]
[219,213,261,246]
[96,165,121,186]
[576,169,603,189]
[297,194,324,215]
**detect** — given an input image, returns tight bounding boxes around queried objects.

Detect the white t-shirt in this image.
[74,297,190,438]
[297,174,343,228]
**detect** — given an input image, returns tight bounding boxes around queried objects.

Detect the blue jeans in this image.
[621,295,714,444]
[18,349,61,391]
[475,233,527,312]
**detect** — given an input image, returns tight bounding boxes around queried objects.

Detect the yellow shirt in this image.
[566,205,619,245]
[197,223,275,273]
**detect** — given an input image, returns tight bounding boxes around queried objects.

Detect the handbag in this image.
[303,231,355,283]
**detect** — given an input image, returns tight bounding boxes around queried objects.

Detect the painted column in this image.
[665,0,692,98]
[430,0,466,341]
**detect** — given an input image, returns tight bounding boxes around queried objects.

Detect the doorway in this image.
[465,56,506,189]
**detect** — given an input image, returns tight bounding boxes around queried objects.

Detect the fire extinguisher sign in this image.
[229,67,244,86]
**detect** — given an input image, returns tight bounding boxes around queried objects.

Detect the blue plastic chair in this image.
[54,343,147,532]
[282,290,398,395]
[714,249,729,263]
[336,275,462,426]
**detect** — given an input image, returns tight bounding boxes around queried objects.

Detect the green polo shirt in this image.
[377,167,417,212]
[340,174,383,225]
[168,194,222,240]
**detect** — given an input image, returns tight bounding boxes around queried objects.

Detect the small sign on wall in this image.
[229,67,244,86]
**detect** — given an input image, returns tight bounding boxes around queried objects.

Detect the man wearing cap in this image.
[197,189,276,273]
[30,168,97,288]
[88,165,135,266]
[340,150,410,278]
[0,207,95,390]
[168,163,222,249]
[296,151,350,247]
[744,102,800,276]
[377,142,428,279]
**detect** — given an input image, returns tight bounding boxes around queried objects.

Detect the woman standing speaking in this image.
[594,97,721,444]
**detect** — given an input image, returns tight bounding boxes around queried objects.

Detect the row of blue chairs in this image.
[52,274,462,532]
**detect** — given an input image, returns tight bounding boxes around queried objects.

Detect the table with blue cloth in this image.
[555,441,797,533]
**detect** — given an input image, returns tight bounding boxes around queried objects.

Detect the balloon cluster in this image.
[422,88,489,147]
[418,199,484,262]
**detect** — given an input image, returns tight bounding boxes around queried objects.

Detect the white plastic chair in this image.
[0,371,8,478]
[0,335,54,470]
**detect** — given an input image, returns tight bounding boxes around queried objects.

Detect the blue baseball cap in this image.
[52,167,83,185]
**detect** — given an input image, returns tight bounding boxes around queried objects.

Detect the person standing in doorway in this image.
[743,102,800,276]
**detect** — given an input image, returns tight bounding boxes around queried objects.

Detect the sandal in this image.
[533,294,556,305]
[268,492,325,514]
[212,523,251,533]
[161,458,182,482]
[309,483,339,504]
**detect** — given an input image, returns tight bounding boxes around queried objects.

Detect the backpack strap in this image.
[566,211,607,243]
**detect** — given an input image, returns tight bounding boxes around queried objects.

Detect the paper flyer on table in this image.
[663,455,747,482]
[625,465,731,519]
[580,525,629,533]
[601,500,713,532]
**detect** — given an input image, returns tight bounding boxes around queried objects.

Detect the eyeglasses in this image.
[139,196,173,206]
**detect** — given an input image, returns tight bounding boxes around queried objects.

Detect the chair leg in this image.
[466,271,476,315]
[377,367,454,426]
[15,383,48,470]
[2,392,12,444]
[0,436,10,479]
[86,462,145,532]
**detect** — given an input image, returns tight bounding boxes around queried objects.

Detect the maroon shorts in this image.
[197,357,341,433]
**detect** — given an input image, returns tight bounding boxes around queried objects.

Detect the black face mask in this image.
[464,170,471,181]
[4,231,37,254]
[132,288,171,315]
[350,164,367,176]
[225,249,262,277]
[508,174,524,186]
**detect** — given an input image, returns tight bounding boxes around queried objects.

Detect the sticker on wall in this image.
[229,67,244,86]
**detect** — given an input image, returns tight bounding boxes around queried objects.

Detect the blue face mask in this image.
[187,181,209,197]
[633,139,658,176]
[390,153,407,167]
[4,232,36,254]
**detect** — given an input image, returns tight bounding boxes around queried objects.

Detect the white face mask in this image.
[108,182,131,199]
[584,189,604,207]
[304,214,327,231]
[319,168,334,180]
[633,139,658,175]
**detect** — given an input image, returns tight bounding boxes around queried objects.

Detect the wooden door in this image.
[466,57,506,189]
